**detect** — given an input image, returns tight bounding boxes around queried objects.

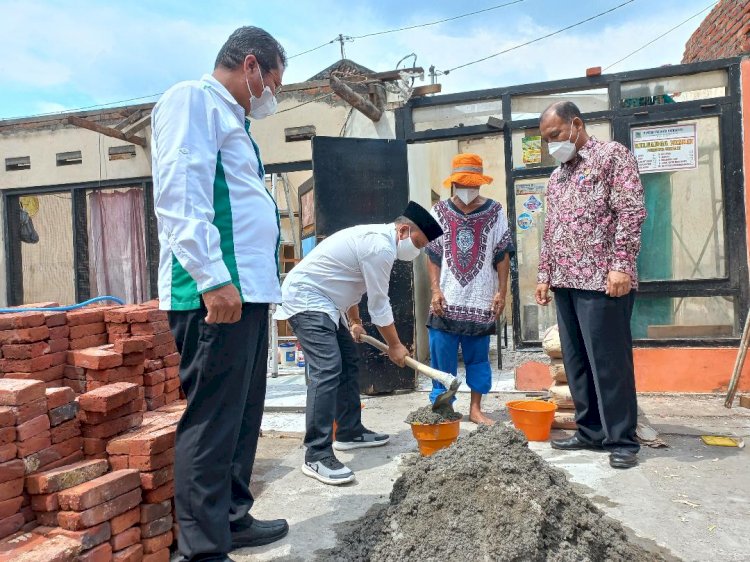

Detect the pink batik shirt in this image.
[537,137,647,292]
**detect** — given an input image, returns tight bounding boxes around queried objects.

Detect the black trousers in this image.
[554,289,639,452]
[169,303,269,561]
[288,312,365,462]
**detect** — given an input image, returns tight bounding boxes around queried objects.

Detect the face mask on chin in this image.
[454,187,480,205]
[246,66,278,119]
[548,121,580,163]
[396,228,421,261]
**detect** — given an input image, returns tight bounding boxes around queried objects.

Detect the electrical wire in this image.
[603,1,718,71]
[438,0,636,75]
[288,38,339,59]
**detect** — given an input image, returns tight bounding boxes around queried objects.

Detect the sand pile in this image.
[324,424,665,562]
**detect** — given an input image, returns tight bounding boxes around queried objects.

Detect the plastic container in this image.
[505,400,557,441]
[278,342,296,367]
[410,419,460,456]
[295,343,305,367]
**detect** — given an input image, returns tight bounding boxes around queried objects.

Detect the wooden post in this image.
[330,75,383,122]
[66,116,147,147]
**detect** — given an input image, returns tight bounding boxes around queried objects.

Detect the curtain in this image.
[88,189,148,304]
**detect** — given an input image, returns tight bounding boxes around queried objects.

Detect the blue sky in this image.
[0,0,717,119]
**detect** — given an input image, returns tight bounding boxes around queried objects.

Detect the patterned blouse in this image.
[538,138,646,292]
[426,199,514,336]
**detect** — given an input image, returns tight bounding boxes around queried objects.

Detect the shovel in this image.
[360,334,460,412]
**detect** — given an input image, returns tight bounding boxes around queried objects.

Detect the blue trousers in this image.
[428,328,492,403]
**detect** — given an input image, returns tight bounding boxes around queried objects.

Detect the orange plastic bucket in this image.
[410,419,460,456]
[506,400,557,441]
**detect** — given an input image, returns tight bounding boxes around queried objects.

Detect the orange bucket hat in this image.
[442,153,493,188]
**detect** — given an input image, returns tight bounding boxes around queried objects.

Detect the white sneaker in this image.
[333,429,390,451]
[301,455,355,485]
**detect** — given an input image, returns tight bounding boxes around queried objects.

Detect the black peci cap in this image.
[402,201,443,242]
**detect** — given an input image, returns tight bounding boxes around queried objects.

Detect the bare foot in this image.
[469,411,496,426]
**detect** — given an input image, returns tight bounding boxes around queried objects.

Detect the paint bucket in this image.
[278,342,296,367]
[410,420,460,456]
[506,400,557,441]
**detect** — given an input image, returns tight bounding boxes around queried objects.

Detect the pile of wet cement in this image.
[324,424,665,562]
[404,404,462,424]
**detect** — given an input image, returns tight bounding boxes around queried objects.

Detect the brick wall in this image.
[683,0,750,63]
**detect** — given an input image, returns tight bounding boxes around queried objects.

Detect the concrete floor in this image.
[229,388,750,561]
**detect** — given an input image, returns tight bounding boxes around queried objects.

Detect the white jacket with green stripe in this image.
[152,74,281,311]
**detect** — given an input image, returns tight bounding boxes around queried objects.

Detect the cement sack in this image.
[542,324,562,358]
[550,358,567,383]
[549,381,574,409]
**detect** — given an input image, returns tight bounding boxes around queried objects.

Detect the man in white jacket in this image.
[277,202,443,485]
[152,26,288,562]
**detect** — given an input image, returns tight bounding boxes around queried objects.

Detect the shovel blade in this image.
[431,379,460,413]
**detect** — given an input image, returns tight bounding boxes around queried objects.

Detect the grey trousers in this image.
[288,311,366,462]
[169,303,269,561]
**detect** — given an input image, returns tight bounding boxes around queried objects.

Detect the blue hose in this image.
[0,296,125,313]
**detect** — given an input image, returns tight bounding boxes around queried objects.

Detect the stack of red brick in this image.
[79,383,145,462]
[66,340,148,395]
[0,308,68,388]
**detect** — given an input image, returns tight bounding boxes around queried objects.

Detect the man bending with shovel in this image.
[276,202,443,485]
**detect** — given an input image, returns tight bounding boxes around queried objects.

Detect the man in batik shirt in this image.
[426,153,513,425]
[536,101,646,469]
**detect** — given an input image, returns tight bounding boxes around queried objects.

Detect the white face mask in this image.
[455,187,480,205]
[548,121,580,163]
[246,68,278,119]
[396,228,421,261]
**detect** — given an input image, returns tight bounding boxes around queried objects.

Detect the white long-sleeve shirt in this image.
[151,74,281,310]
[276,224,398,327]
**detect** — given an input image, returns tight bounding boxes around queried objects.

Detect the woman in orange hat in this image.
[425,153,513,425]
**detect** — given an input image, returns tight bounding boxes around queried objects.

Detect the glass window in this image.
[621,70,727,107]
[636,117,725,281]
[412,100,503,132]
[632,295,736,339]
[513,179,556,341]
[511,88,609,121]
[511,121,611,170]
[21,193,75,305]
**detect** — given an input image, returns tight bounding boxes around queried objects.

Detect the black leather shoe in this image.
[550,435,602,451]
[609,449,638,469]
[231,516,289,549]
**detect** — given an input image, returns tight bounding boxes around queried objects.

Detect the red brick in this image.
[87,377,144,392]
[150,332,174,348]
[50,420,81,444]
[79,383,141,413]
[9,398,47,425]
[164,366,179,380]
[126,309,167,324]
[142,547,169,562]
[80,398,145,426]
[113,339,147,355]
[130,322,169,336]
[45,380,62,389]
[106,323,131,336]
[126,427,174,458]
[163,378,180,393]
[0,380,45,407]
[19,505,34,523]
[0,531,82,561]
[104,306,140,324]
[142,481,173,504]
[143,360,163,373]
[58,470,140,511]
[49,520,111,551]
[0,496,22,520]
[17,434,51,457]
[143,385,164,400]
[110,506,139,535]
[108,456,129,471]
[25,459,108,494]
[112,542,143,562]
[34,510,58,527]
[30,491,58,512]
[63,379,87,394]
[0,354,55,374]
[77,541,112,562]
[0,327,49,345]
[144,530,174,554]
[0,478,23,501]
[0,444,17,464]
[142,371,165,386]
[48,326,70,340]
[0,513,25,540]
[84,364,145,384]
[69,348,124,371]
[0,408,14,429]
[42,312,67,328]
[121,353,145,367]
[45,388,75,411]
[16,415,50,442]
[163,391,179,405]
[49,402,79,427]
[36,450,85,475]
[58,488,142,530]
[22,436,84,475]
[80,413,143,440]
[66,310,105,327]
[139,500,171,525]
[110,526,141,551]
[82,438,107,456]
[64,366,85,380]
[69,323,106,340]
[69,335,109,351]
[0,460,24,484]
[144,396,166,411]
[0,428,15,447]
[147,342,177,359]
[47,339,69,354]
[5,364,66,383]
[163,354,180,368]
[0,313,46,331]
[1,343,49,360]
